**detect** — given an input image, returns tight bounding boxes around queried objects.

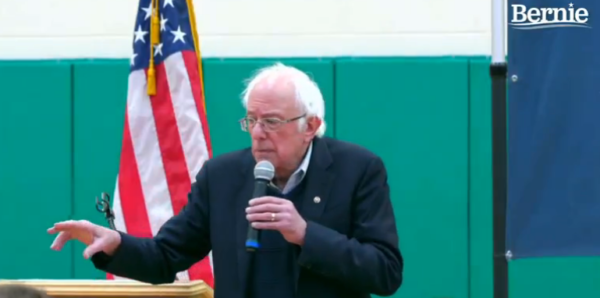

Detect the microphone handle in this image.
[245,179,269,252]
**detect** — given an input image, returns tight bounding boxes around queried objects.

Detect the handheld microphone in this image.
[246,160,275,252]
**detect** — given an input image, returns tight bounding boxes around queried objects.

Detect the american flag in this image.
[107,0,214,287]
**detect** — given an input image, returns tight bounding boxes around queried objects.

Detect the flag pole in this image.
[491,0,509,297]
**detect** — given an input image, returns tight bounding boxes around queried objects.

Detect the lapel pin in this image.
[313,196,321,203]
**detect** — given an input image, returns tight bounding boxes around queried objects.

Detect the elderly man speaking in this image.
[48,62,403,298]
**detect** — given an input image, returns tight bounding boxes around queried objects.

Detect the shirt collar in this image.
[295,141,312,179]
[280,141,313,194]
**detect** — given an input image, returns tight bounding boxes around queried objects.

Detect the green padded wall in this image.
[510,258,600,298]
[468,58,494,298]
[72,60,130,279]
[335,58,470,298]
[1,57,600,298]
[0,62,74,278]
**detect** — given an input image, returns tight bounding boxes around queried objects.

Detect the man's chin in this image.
[253,151,274,162]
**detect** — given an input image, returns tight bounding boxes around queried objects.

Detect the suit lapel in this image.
[300,137,334,222]
[236,152,256,290]
[293,137,335,291]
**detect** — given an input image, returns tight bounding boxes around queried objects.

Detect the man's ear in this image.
[305,116,322,137]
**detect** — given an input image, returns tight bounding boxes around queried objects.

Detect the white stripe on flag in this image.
[108,70,192,281]
[164,53,210,180]
[111,175,127,232]
[164,52,213,278]
[110,176,131,281]
[127,70,175,236]
[129,70,191,282]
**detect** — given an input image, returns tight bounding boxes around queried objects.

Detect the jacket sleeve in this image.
[91,163,212,284]
[297,156,403,296]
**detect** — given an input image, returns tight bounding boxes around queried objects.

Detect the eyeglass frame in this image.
[239,113,307,132]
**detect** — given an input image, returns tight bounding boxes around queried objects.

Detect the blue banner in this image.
[507,0,600,258]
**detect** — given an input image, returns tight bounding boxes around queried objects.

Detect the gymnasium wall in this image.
[0,0,495,58]
[3,57,599,298]
[1,1,598,298]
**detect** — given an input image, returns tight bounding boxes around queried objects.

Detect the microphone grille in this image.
[254,160,275,181]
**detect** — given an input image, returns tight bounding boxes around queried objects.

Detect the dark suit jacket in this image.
[92,136,403,298]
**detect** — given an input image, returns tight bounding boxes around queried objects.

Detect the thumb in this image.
[83,240,105,259]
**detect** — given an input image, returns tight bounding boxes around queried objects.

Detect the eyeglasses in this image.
[239,114,306,132]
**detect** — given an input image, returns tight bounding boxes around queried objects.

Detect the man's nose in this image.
[250,123,266,139]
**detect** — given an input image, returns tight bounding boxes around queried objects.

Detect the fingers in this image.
[246,211,291,222]
[246,203,285,215]
[246,197,297,224]
[251,221,283,230]
[48,220,97,249]
[246,200,294,223]
[50,231,72,251]
[248,196,287,206]
[52,220,97,233]
[83,241,104,259]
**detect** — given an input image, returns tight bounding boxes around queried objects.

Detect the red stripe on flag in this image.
[189,258,214,286]
[147,65,191,215]
[149,60,214,287]
[182,51,212,159]
[119,110,152,237]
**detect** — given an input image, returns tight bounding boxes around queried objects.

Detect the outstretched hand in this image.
[48,220,121,259]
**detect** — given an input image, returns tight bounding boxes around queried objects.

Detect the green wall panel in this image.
[334,58,470,298]
[0,62,74,279]
[202,58,336,157]
[72,60,129,279]
[468,58,494,298]
[510,258,600,298]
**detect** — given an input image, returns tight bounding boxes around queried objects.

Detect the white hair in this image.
[241,62,327,137]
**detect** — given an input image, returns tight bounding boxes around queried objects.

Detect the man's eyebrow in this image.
[247,112,284,118]
[262,113,285,118]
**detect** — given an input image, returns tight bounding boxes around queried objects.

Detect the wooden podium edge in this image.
[0,280,213,298]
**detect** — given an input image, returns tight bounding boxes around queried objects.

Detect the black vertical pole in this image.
[490,62,509,298]
[491,0,509,297]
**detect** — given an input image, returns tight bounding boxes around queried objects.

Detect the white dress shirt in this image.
[280,142,313,195]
